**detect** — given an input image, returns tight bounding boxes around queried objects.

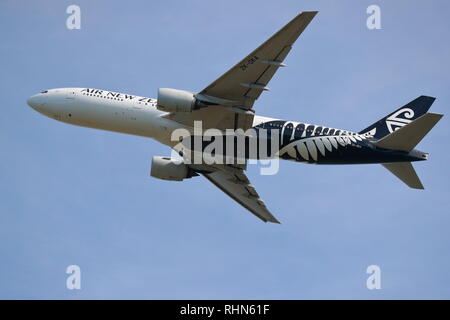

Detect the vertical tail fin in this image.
[359,96,436,139]
[382,162,424,189]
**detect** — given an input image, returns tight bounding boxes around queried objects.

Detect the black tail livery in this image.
[359,96,436,140]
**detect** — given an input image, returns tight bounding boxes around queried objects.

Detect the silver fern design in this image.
[277,122,371,162]
[385,108,415,133]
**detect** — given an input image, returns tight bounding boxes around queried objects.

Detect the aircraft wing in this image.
[200,166,280,223]
[166,11,317,131]
[198,11,317,109]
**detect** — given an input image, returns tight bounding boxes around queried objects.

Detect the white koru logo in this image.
[385,108,414,133]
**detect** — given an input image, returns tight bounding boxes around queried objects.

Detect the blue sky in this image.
[1,0,449,299]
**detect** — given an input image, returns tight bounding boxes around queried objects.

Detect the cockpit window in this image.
[40,90,48,94]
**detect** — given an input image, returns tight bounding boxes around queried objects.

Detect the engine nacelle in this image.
[150,156,197,181]
[157,88,200,112]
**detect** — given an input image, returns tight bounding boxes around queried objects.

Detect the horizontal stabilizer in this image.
[375,113,443,152]
[382,162,424,189]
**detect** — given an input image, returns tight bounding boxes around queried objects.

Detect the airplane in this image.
[27,11,443,224]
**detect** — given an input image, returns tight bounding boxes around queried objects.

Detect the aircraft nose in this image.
[27,93,46,110]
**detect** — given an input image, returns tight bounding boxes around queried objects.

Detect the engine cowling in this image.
[150,156,197,181]
[157,88,200,112]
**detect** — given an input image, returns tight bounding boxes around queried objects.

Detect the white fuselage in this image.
[28,88,193,147]
[28,87,371,165]
[27,87,276,147]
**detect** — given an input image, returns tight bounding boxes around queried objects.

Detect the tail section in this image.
[376,112,443,190]
[382,162,424,189]
[374,113,443,152]
[359,96,436,139]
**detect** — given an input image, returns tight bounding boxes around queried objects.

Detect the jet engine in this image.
[157,88,206,112]
[150,156,197,181]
